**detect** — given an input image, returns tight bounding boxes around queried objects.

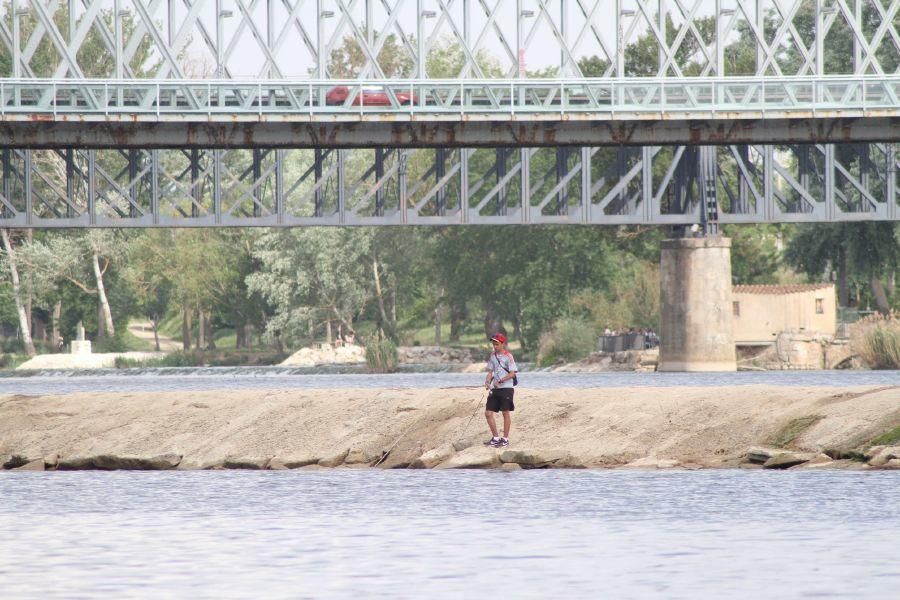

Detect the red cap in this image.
[490,333,507,344]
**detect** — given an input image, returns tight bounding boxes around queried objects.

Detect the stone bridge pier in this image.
[658,237,736,372]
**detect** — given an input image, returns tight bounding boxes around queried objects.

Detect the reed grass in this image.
[853,317,900,369]
[365,339,398,373]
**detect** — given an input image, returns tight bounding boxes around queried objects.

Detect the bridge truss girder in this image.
[1,0,898,81]
[1,142,896,227]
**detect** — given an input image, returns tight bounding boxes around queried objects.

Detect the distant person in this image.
[483,332,518,448]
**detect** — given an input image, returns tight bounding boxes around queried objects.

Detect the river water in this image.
[2,370,898,598]
[1,367,899,395]
[1,470,898,599]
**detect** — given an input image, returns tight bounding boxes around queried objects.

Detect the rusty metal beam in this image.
[0,117,897,149]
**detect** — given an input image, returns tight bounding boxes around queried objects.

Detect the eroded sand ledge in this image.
[1,385,899,471]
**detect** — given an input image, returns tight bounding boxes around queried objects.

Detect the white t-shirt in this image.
[486,351,518,389]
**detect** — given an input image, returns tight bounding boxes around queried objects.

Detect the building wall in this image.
[732,285,836,344]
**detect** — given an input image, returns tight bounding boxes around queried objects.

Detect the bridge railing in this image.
[1,76,898,120]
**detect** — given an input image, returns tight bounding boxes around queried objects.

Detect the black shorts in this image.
[486,388,515,412]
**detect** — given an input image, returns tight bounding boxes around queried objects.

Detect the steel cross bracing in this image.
[1,143,897,227]
[1,0,900,146]
[1,77,898,120]
[1,1,898,81]
[0,1,897,227]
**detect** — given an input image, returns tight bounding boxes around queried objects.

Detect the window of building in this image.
[815,298,824,314]
[732,301,740,317]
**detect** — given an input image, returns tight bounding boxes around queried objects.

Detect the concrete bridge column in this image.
[658,237,736,372]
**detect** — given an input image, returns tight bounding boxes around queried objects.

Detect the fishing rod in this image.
[454,390,487,446]
[374,389,487,467]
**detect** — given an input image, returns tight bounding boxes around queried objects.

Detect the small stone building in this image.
[732,283,837,345]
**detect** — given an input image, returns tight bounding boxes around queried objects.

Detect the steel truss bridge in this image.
[0,0,898,227]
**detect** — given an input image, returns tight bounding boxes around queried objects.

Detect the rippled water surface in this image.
[1,368,898,395]
[1,470,898,599]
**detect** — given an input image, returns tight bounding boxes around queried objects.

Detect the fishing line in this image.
[454,390,487,446]
[373,411,430,467]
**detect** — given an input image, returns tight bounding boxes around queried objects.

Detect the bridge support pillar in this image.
[658,237,736,372]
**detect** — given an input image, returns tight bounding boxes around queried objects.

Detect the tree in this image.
[428,226,630,351]
[154,230,238,350]
[725,224,794,285]
[248,228,376,346]
[125,234,173,351]
[23,231,128,339]
[327,30,413,78]
[0,229,36,356]
[786,223,900,314]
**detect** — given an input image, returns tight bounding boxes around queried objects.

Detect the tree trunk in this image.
[433,287,444,345]
[205,312,216,350]
[870,275,891,315]
[246,324,253,350]
[273,334,284,354]
[97,304,106,339]
[236,321,245,349]
[92,252,115,337]
[837,250,850,307]
[182,308,192,350]
[390,285,397,328]
[372,258,390,335]
[325,319,332,344]
[25,229,33,339]
[197,307,206,350]
[512,315,524,352]
[483,303,503,340]
[888,271,896,298]
[1,229,36,356]
[151,313,161,352]
[434,306,442,345]
[449,302,465,343]
[51,300,62,351]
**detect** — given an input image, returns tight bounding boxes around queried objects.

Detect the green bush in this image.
[1,339,23,354]
[113,356,134,369]
[536,317,597,367]
[856,318,900,369]
[366,339,398,373]
[158,351,206,367]
[113,350,288,369]
[0,353,31,370]
[113,351,203,368]
[94,332,130,354]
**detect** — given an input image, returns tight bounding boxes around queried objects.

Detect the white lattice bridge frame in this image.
[0,0,898,227]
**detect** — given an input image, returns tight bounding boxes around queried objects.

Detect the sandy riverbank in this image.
[2,385,898,471]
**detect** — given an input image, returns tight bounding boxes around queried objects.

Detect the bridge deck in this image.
[1,77,898,147]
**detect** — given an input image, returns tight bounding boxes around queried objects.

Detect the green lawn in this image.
[403,322,521,351]
[120,327,156,352]
[152,313,519,353]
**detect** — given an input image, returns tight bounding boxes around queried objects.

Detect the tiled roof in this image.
[733,283,834,295]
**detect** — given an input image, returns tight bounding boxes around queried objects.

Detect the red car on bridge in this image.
[325,85,418,106]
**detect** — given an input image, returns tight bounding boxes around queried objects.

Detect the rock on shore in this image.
[1,385,898,471]
[280,344,365,367]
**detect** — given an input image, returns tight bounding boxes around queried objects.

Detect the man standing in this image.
[484,332,518,448]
